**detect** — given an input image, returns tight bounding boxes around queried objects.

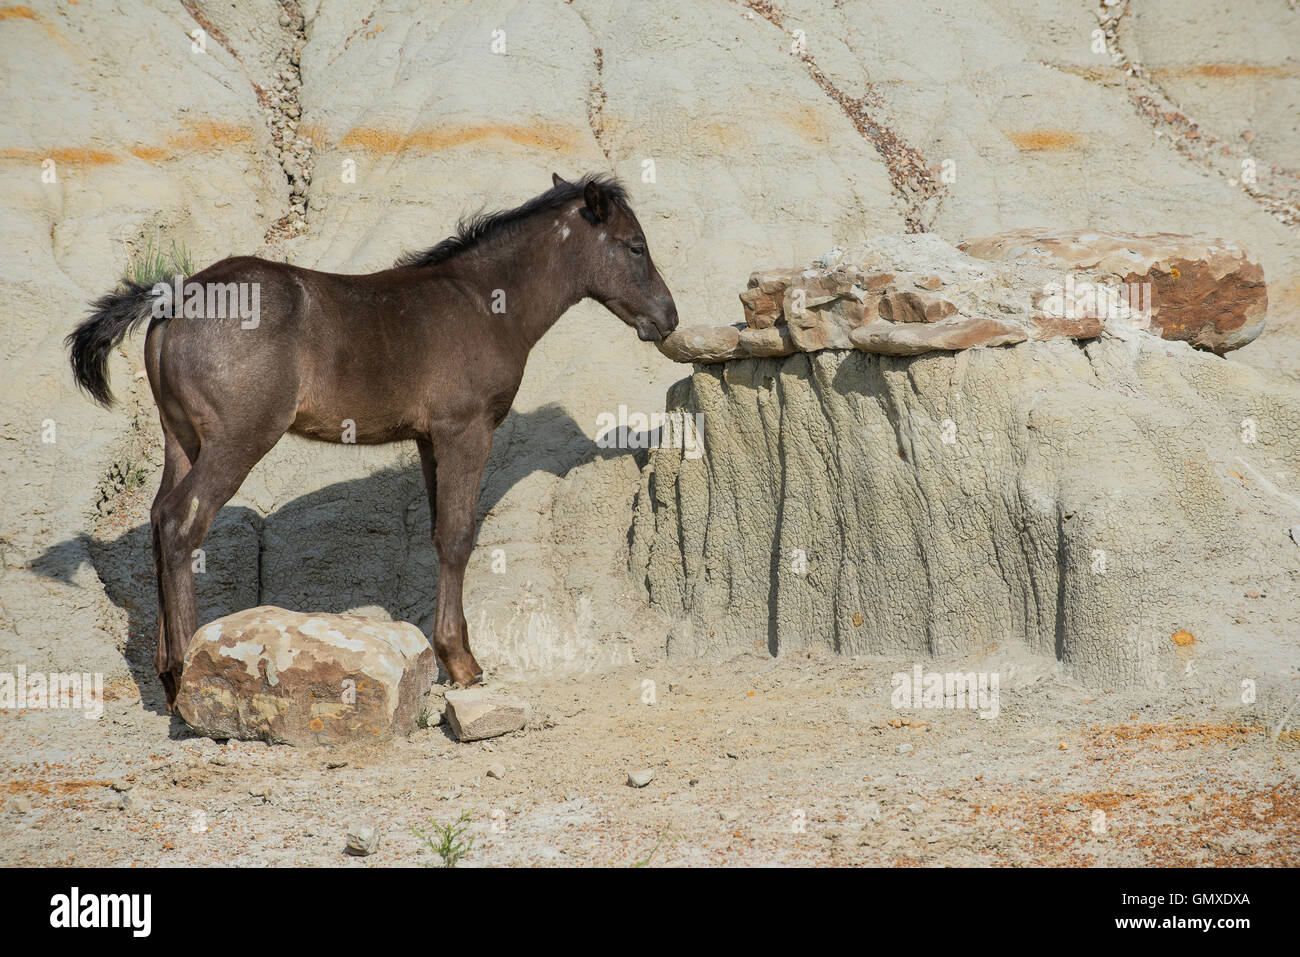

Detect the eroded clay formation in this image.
[656,231,1266,364]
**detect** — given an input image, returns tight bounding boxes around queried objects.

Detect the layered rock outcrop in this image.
[656,232,1266,364]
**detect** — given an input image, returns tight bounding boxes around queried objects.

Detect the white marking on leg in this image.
[179,496,200,535]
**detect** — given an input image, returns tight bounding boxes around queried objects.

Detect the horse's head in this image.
[556,173,678,342]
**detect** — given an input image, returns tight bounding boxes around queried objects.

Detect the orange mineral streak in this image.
[1,778,112,796]
[0,5,84,55]
[2,120,254,167]
[1006,129,1084,151]
[1154,64,1298,79]
[337,123,583,154]
[166,120,254,150]
[129,145,170,162]
[1090,722,1268,747]
[781,108,831,144]
[0,146,116,165]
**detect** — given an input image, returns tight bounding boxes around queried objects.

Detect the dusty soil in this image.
[2,649,1297,867]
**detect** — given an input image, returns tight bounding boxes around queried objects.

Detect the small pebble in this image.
[345,823,380,856]
[627,768,654,788]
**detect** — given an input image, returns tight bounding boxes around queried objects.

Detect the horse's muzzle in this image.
[637,297,678,341]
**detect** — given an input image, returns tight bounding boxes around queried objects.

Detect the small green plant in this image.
[125,236,194,287]
[631,829,674,868]
[411,811,475,868]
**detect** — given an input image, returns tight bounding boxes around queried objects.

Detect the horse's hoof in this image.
[447,665,484,689]
[160,672,181,714]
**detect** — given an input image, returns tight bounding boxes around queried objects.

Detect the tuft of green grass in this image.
[411,811,475,868]
[124,236,194,287]
[631,829,675,868]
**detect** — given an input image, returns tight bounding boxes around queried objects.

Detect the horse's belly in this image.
[289,396,420,444]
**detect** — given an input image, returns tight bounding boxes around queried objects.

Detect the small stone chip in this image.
[444,689,531,742]
[627,768,655,788]
[345,823,380,856]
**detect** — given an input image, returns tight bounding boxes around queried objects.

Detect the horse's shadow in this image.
[29,403,667,720]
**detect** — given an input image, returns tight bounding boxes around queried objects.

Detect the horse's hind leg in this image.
[150,426,194,705]
[154,422,286,710]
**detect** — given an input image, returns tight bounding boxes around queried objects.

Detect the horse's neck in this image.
[474,224,587,350]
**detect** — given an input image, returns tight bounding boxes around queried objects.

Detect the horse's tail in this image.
[66,279,158,407]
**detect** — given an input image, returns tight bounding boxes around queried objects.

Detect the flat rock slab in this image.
[175,606,436,747]
[957,228,1266,354]
[444,689,531,742]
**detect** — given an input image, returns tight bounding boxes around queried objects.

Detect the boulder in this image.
[957,228,1267,354]
[655,324,745,364]
[175,606,436,747]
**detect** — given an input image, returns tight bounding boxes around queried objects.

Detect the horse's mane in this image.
[395,173,630,269]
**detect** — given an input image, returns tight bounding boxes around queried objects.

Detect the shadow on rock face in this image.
[28,404,653,718]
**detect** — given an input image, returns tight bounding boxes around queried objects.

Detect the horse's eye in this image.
[627,242,646,256]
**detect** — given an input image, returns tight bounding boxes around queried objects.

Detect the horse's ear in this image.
[583,179,611,223]
[552,172,568,188]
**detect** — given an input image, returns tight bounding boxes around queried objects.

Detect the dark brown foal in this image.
[68,173,678,710]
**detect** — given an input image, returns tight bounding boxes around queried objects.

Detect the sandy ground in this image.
[2,647,1297,867]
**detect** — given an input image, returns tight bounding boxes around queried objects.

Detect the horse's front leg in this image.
[428,417,493,686]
